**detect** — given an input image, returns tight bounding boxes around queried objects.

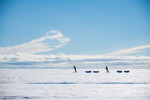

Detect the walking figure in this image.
[73,66,77,72]
[105,66,109,73]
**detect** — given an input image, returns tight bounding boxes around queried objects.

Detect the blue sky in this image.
[0,0,150,55]
[0,0,150,68]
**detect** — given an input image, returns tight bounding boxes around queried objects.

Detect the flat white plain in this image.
[0,68,150,100]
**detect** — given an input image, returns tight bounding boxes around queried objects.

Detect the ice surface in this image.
[0,68,150,100]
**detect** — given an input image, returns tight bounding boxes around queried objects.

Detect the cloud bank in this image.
[0,53,150,68]
[0,30,150,68]
[0,30,70,54]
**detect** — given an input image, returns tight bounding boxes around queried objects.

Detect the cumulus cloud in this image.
[104,45,150,56]
[0,30,70,54]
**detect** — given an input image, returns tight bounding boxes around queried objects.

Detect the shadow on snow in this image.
[28,82,148,84]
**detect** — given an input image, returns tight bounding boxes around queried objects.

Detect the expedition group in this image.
[73,66,130,73]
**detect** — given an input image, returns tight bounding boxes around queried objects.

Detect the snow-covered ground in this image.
[0,68,150,100]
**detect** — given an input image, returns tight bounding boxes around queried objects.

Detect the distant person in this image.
[105,66,109,73]
[73,66,77,72]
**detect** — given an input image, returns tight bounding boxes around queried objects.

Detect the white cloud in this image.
[0,32,150,68]
[0,30,70,54]
[104,45,150,56]
[0,52,150,68]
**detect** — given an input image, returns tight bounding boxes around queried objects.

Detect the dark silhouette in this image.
[93,71,99,73]
[124,70,130,73]
[73,66,77,72]
[117,70,122,73]
[85,71,91,73]
[105,66,109,73]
